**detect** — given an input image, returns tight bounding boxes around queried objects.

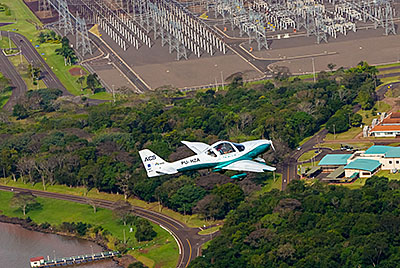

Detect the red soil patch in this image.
[69,67,86,76]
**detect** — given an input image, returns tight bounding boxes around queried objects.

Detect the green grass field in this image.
[0,72,12,107]
[8,54,46,90]
[377,62,400,69]
[0,178,218,228]
[298,150,319,162]
[0,190,179,268]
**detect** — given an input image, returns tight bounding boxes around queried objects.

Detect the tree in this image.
[326,115,349,134]
[13,103,28,120]
[327,63,336,72]
[86,73,101,93]
[10,192,39,215]
[128,262,147,268]
[170,184,206,215]
[350,113,363,127]
[135,218,156,242]
[77,76,85,91]
[112,200,132,225]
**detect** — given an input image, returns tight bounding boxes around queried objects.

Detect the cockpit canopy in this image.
[206,141,246,157]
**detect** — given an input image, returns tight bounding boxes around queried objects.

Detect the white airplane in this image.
[139,139,276,179]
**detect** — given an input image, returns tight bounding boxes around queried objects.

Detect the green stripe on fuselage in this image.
[177,144,270,172]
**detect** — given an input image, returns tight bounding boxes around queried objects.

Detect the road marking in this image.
[185,239,192,268]
[160,225,182,255]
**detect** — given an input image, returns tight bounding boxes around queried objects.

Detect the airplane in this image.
[139,139,276,179]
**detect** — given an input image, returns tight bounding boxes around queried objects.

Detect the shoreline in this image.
[0,214,133,267]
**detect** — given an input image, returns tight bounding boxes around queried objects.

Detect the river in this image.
[0,222,121,268]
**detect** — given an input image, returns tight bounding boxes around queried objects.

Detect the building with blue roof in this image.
[316,145,400,180]
[344,159,381,178]
[362,145,400,171]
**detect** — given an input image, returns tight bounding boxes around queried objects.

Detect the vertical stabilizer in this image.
[139,149,177,177]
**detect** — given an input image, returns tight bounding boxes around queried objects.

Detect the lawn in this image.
[325,101,391,141]
[0,0,112,100]
[0,72,12,107]
[8,54,46,90]
[198,225,221,235]
[375,170,400,180]
[325,127,362,141]
[258,173,282,194]
[0,35,15,49]
[298,150,319,162]
[0,178,218,228]
[357,101,391,125]
[0,190,179,268]
[376,62,400,69]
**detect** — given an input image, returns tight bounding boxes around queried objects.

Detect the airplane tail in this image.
[139,149,178,177]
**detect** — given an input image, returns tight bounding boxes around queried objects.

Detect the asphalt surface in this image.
[0,185,214,268]
[281,81,400,190]
[88,34,150,93]
[0,49,27,111]
[1,31,106,108]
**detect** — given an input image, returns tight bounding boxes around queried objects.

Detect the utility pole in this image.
[112,84,116,103]
[333,124,336,140]
[123,229,126,244]
[19,46,22,64]
[312,57,316,83]
[220,71,224,90]
[8,31,11,52]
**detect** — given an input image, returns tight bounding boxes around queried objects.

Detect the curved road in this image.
[0,49,27,111]
[0,185,212,268]
[1,31,106,109]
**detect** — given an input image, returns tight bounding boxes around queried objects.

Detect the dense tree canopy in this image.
[0,63,378,217]
[190,177,400,268]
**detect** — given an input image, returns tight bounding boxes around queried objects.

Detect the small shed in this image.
[30,256,44,267]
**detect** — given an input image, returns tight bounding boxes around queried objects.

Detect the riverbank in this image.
[0,191,179,268]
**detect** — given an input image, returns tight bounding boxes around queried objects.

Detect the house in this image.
[369,112,400,137]
[30,256,44,267]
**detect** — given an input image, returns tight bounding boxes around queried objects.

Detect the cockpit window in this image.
[233,143,245,152]
[214,143,235,155]
[206,149,217,157]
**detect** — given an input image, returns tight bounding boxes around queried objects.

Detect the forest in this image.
[0,62,378,219]
[189,177,400,268]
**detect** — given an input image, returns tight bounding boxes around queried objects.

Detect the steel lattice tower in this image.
[58,0,74,36]
[76,16,92,56]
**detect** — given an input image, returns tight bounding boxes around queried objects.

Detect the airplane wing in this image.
[222,160,276,172]
[181,141,210,154]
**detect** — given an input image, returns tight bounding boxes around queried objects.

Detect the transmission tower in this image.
[58,0,74,36]
[168,21,187,61]
[76,16,92,56]
[38,0,51,12]
[383,1,396,35]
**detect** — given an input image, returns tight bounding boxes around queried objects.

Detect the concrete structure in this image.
[369,112,400,137]
[318,154,352,172]
[318,145,400,181]
[344,158,381,178]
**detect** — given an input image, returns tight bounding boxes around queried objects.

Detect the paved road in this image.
[281,81,400,189]
[1,31,106,107]
[0,50,27,111]
[0,185,212,268]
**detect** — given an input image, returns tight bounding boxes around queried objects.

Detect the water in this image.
[0,222,121,268]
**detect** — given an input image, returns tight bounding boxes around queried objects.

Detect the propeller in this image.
[269,140,275,152]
